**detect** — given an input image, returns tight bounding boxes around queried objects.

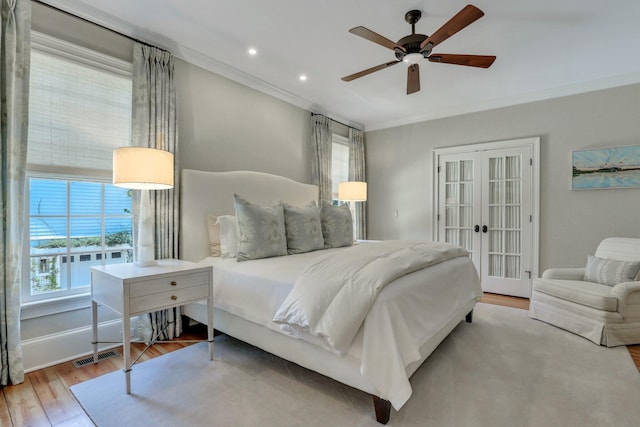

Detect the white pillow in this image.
[216,215,238,258]
[206,214,222,257]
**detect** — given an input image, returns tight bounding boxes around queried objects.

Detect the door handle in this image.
[474,225,480,233]
[482,225,488,233]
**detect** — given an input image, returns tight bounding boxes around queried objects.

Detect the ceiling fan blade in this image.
[420,4,484,50]
[407,64,420,95]
[349,26,406,52]
[342,60,401,82]
[428,54,496,68]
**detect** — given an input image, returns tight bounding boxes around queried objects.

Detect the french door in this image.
[435,139,539,298]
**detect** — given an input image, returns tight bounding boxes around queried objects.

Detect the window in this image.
[331,134,350,204]
[23,33,133,305]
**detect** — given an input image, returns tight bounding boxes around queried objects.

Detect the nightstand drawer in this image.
[129,271,209,298]
[129,284,209,314]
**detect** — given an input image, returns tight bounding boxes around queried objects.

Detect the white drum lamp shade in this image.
[113,147,174,266]
[338,181,367,202]
[113,147,174,190]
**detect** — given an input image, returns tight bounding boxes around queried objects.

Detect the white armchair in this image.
[529,237,640,347]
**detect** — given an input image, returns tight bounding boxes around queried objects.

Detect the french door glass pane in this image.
[505,255,520,279]
[489,254,503,277]
[460,230,473,251]
[506,156,521,179]
[460,183,472,204]
[489,157,504,180]
[446,162,459,182]
[489,230,502,252]
[443,159,474,252]
[460,160,473,181]
[489,206,502,228]
[489,181,503,204]
[505,181,520,204]
[445,229,458,244]
[446,183,457,203]
[445,206,458,227]
[487,153,523,281]
[505,206,520,228]
[505,231,520,254]
[460,207,472,227]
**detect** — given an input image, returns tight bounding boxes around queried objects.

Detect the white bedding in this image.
[274,240,469,354]
[198,244,481,410]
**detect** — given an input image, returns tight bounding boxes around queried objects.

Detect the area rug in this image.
[71,303,640,426]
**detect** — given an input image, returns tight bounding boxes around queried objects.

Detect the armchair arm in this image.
[611,281,640,321]
[541,268,585,280]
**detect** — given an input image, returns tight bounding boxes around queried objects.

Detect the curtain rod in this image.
[311,113,361,131]
[33,0,155,48]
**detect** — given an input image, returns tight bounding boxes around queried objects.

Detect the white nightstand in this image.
[90,259,213,394]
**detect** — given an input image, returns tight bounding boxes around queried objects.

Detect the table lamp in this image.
[338,181,367,204]
[113,147,174,267]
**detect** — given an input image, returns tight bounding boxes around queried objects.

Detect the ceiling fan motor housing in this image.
[395,33,431,61]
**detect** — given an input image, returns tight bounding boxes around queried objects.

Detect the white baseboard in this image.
[22,319,137,373]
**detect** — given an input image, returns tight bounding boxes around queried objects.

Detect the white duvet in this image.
[273,240,469,354]
[198,242,481,410]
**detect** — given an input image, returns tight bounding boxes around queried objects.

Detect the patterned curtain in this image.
[0,0,30,386]
[311,114,332,205]
[349,128,367,240]
[132,43,180,342]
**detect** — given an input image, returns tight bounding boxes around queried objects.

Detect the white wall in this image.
[365,84,640,272]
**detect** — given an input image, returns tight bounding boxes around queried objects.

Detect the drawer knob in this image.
[170,295,178,301]
[171,281,177,286]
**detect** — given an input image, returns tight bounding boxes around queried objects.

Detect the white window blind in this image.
[27,33,133,174]
[331,135,350,200]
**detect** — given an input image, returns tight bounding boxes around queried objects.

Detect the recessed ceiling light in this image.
[299,75,307,81]
[248,48,257,56]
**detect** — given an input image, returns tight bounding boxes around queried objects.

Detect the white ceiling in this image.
[41,0,640,131]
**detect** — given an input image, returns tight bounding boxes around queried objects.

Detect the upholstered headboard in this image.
[180,169,319,262]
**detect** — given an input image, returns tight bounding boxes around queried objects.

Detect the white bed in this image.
[179,169,482,424]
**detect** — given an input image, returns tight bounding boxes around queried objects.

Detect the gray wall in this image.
[176,60,311,183]
[366,84,640,272]
[23,2,312,341]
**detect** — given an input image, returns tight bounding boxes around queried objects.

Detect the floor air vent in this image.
[73,350,119,368]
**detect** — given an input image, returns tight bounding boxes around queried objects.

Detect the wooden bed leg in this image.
[465,310,473,323]
[372,395,391,424]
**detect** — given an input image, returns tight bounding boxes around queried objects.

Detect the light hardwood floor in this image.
[1,295,638,426]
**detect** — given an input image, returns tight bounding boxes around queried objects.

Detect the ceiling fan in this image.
[342,4,496,95]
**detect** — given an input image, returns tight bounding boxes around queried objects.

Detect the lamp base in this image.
[135,241,157,267]
[134,259,158,267]
[135,189,157,267]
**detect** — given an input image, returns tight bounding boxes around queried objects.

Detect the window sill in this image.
[21,293,92,320]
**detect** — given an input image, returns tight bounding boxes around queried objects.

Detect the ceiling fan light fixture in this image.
[402,52,424,65]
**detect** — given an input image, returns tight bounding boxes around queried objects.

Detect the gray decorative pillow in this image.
[234,194,287,262]
[584,255,640,287]
[321,202,353,249]
[284,202,324,254]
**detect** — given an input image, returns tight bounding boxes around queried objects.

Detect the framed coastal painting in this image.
[572,145,640,189]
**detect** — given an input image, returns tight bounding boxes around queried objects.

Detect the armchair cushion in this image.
[533,278,618,312]
[584,255,640,287]
[542,268,585,281]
